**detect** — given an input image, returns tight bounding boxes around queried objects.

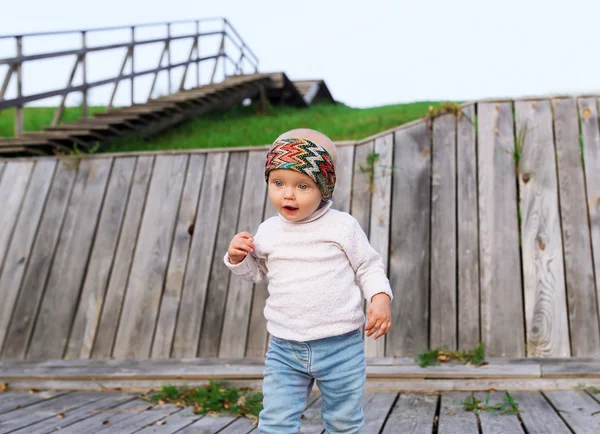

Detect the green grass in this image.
[0,106,106,138]
[0,101,450,152]
[103,101,447,152]
[146,381,263,421]
[415,342,486,368]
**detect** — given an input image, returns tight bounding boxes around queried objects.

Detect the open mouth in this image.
[283,206,298,213]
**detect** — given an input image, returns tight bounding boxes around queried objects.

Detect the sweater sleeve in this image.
[341,216,394,302]
[223,251,267,284]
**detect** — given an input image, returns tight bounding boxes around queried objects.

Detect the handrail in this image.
[0,18,259,136]
[0,17,224,39]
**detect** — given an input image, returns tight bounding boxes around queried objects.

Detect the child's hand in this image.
[227,232,256,265]
[365,293,392,340]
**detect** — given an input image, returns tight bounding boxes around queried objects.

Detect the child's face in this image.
[268,169,322,221]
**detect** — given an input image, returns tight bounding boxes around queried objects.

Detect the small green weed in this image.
[576,383,600,394]
[462,391,520,415]
[146,380,263,421]
[415,342,486,368]
[359,151,380,193]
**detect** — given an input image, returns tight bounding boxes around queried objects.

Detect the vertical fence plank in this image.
[351,142,374,234]
[579,97,600,347]
[366,134,393,358]
[332,145,355,214]
[477,102,525,357]
[515,100,570,357]
[112,155,188,359]
[388,122,431,357]
[91,156,153,359]
[554,98,599,356]
[65,157,136,359]
[220,150,267,358]
[172,152,229,358]
[351,141,374,348]
[1,162,77,360]
[245,189,277,358]
[199,152,247,357]
[457,104,480,350]
[430,114,457,350]
[0,160,55,355]
[151,154,206,359]
[28,158,113,360]
[0,161,34,277]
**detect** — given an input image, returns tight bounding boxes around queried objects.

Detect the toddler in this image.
[224,128,393,433]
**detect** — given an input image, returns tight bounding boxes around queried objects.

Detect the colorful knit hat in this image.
[265,137,336,200]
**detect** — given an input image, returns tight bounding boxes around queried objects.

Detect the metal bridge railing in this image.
[0,17,259,136]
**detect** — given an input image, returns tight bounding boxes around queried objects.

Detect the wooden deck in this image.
[1,389,599,433]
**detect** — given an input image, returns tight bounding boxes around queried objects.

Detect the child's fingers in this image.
[366,319,383,337]
[237,232,254,241]
[234,241,254,252]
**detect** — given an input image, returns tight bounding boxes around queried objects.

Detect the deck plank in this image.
[0,391,65,415]
[388,122,431,357]
[134,407,202,434]
[151,154,206,359]
[0,160,55,354]
[366,133,393,358]
[553,98,600,357]
[361,392,397,434]
[515,100,570,357]
[0,392,104,433]
[579,97,600,346]
[431,113,457,350]
[220,151,268,358]
[476,391,523,433]
[332,144,354,213]
[66,157,136,359]
[381,392,438,433]
[1,162,77,360]
[543,390,600,434]
[437,392,478,434]
[200,152,248,357]
[477,102,525,357]
[177,414,237,433]
[218,416,257,434]
[8,393,135,434]
[91,156,154,359]
[55,398,153,434]
[113,154,188,359]
[172,152,229,358]
[456,105,480,350]
[510,391,571,434]
[94,404,182,433]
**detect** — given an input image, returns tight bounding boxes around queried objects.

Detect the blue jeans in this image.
[259,328,366,434]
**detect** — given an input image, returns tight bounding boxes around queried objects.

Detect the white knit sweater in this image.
[224,201,393,342]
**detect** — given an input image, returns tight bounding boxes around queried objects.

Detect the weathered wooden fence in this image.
[0,97,599,362]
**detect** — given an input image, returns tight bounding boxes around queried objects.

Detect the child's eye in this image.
[274,180,283,187]
[299,184,309,190]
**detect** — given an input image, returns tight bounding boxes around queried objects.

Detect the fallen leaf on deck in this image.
[156,420,167,426]
[0,383,8,392]
[102,420,110,425]
[57,412,65,419]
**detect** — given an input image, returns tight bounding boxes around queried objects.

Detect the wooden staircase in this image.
[0,73,335,157]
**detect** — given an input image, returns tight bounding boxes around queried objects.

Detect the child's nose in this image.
[284,187,295,199]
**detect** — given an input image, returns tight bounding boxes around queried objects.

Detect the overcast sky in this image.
[1,0,599,108]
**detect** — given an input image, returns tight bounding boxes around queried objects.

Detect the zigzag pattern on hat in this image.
[265,138,336,200]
